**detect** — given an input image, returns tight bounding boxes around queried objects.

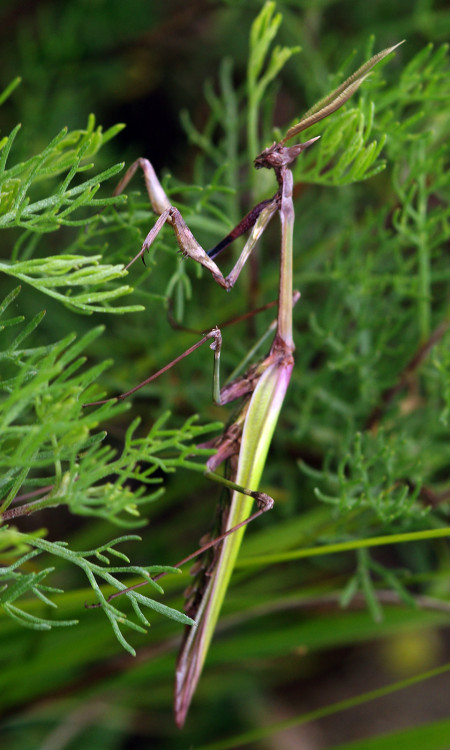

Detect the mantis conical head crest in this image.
[280,41,404,143]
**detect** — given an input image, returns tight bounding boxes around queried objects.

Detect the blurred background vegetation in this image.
[0,0,449,748]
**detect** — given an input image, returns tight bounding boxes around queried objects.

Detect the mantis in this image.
[99,41,402,727]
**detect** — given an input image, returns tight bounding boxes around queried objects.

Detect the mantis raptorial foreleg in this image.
[114,157,279,288]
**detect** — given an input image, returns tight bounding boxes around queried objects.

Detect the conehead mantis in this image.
[90,40,403,726]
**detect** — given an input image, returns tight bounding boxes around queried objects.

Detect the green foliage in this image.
[0,282,220,641]
[0,115,124,228]
[0,1,449,749]
[0,102,145,314]
[302,429,427,522]
[0,533,194,653]
[246,1,301,159]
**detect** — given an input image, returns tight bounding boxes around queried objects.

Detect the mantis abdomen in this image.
[175,350,294,727]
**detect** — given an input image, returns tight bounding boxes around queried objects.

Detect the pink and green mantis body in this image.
[111,42,402,726]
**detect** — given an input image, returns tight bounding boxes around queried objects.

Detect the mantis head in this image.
[254,136,321,171]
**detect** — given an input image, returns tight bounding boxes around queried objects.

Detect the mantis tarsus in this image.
[97,41,402,727]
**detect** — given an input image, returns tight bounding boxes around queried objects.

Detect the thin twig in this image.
[366,319,449,430]
[2,494,55,520]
